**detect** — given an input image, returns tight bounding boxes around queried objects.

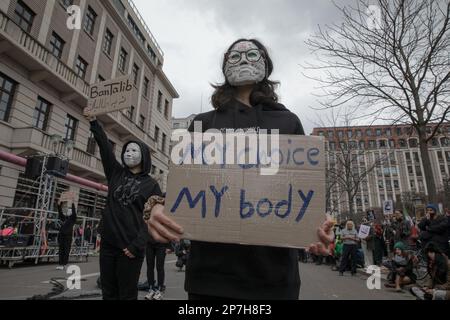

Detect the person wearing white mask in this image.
[83,111,163,300]
[56,199,77,270]
[143,38,333,300]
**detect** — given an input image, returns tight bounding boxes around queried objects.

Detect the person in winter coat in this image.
[418,204,449,255]
[83,111,163,300]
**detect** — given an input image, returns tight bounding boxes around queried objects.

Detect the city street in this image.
[0,256,414,300]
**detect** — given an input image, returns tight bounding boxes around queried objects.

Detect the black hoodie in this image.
[186,99,304,300]
[90,120,162,257]
[57,203,77,237]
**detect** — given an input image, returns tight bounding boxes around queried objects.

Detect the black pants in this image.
[146,245,166,289]
[100,243,144,300]
[339,244,357,274]
[58,235,72,266]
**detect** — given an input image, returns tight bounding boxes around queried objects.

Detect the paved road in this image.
[0,256,415,300]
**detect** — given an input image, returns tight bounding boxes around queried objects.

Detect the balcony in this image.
[0,9,158,153]
[0,10,89,105]
[8,126,106,180]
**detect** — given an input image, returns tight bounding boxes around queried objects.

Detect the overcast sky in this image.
[133,0,354,134]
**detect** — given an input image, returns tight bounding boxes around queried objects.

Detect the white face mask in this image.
[65,208,72,217]
[123,143,142,169]
[224,41,267,86]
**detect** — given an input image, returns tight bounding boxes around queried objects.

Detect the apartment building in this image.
[0,0,178,216]
[312,123,450,218]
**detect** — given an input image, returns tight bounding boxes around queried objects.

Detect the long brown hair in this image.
[211,39,280,110]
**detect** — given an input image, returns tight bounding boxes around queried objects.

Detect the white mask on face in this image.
[224,41,267,86]
[65,208,72,217]
[123,143,142,169]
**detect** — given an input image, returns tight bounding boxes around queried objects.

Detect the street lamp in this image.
[50,134,63,154]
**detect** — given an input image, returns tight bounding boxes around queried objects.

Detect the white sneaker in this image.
[56,266,65,270]
[144,289,155,300]
[153,289,163,300]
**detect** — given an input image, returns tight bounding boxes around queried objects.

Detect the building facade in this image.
[312,123,450,218]
[0,0,178,216]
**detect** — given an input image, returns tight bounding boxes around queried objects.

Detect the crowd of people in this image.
[303,205,450,300]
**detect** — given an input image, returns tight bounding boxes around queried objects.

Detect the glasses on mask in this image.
[226,49,264,65]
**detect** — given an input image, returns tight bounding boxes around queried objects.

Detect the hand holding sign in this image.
[146,204,183,243]
[83,107,96,122]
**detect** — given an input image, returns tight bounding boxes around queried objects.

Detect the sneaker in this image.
[56,266,65,270]
[144,289,155,300]
[152,289,163,300]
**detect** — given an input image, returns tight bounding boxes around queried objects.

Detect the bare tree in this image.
[317,109,387,220]
[305,0,450,202]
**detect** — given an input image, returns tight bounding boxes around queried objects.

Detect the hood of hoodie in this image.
[121,140,152,176]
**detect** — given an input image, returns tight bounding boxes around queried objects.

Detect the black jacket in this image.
[57,203,77,237]
[90,120,162,257]
[185,99,304,300]
[419,215,449,253]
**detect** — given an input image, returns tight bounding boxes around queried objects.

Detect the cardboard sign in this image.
[85,75,133,116]
[358,224,371,239]
[383,200,394,215]
[60,191,76,203]
[367,210,376,222]
[166,134,326,249]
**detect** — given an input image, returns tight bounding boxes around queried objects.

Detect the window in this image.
[103,29,114,56]
[356,130,362,138]
[318,131,324,136]
[413,152,420,162]
[385,128,391,137]
[359,141,365,149]
[14,1,35,33]
[132,64,139,86]
[369,140,376,149]
[118,48,127,73]
[0,73,16,122]
[408,166,414,175]
[405,152,411,161]
[416,166,422,176]
[441,137,449,147]
[154,126,160,143]
[376,129,382,136]
[379,140,387,148]
[127,15,145,44]
[349,141,357,149]
[394,180,400,189]
[157,91,163,112]
[347,131,353,138]
[126,106,135,120]
[161,133,167,153]
[366,129,372,137]
[329,142,335,150]
[60,0,73,10]
[84,6,97,36]
[389,140,395,148]
[164,100,169,119]
[399,139,406,148]
[138,115,145,129]
[446,151,450,162]
[409,139,418,148]
[328,131,334,138]
[396,127,402,136]
[49,32,65,59]
[151,165,156,175]
[337,131,343,139]
[431,138,438,147]
[143,77,149,97]
[87,133,96,155]
[64,114,78,141]
[33,97,51,131]
[147,45,157,61]
[75,56,88,79]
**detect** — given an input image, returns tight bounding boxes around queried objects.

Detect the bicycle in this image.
[409,240,429,281]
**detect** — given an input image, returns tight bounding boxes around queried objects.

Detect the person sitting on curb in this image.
[410,242,450,300]
[384,242,416,292]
